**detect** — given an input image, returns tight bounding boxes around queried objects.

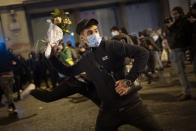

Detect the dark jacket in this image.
[190,21,196,52]
[140,37,160,51]
[168,16,191,49]
[50,40,149,109]
[31,77,101,106]
[0,49,16,73]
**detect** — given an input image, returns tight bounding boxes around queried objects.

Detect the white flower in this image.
[63,19,68,24]
[46,19,52,23]
[63,18,71,24]
[68,20,72,24]
[54,17,62,24]
[65,12,69,15]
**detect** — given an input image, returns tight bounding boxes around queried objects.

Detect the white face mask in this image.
[152,34,159,42]
[87,34,102,47]
[111,31,119,37]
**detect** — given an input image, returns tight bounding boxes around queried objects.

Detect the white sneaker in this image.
[8,108,18,114]
[21,83,35,99]
[8,107,13,112]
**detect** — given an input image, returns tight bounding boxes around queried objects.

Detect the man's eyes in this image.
[87,29,98,36]
[87,30,93,35]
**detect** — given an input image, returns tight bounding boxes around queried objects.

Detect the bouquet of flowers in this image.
[51,8,72,35]
[44,8,72,58]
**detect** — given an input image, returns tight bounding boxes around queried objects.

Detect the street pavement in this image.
[0,64,196,131]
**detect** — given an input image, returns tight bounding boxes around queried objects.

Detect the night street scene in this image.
[0,0,196,131]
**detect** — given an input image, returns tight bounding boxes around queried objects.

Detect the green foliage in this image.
[50,8,72,35]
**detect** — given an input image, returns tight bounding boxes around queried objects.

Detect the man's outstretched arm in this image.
[49,54,83,77]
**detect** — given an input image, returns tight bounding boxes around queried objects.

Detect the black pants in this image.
[30,77,100,106]
[30,77,161,131]
[14,75,22,99]
[0,76,16,109]
[33,72,41,88]
[96,101,162,131]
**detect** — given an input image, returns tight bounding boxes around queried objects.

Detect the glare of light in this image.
[71,32,74,36]
[0,40,5,50]
[0,38,3,46]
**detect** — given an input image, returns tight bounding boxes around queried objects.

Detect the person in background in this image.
[139,32,156,84]
[38,52,50,88]
[0,42,17,114]
[165,6,192,101]
[27,52,42,88]
[161,38,171,67]
[111,26,134,45]
[188,3,196,75]
[13,55,26,100]
[120,27,140,45]
[156,28,164,51]
[67,40,80,62]
[148,29,164,71]
[157,28,170,67]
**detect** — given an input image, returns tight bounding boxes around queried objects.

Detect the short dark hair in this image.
[121,27,129,34]
[172,6,184,15]
[111,26,120,32]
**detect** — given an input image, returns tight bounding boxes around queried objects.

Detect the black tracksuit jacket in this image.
[50,40,149,109]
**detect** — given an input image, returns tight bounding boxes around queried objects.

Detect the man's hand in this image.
[12,61,16,65]
[45,43,59,58]
[115,79,130,96]
[51,45,58,53]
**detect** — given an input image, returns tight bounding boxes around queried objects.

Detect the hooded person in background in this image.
[48,18,161,131]
[0,42,17,114]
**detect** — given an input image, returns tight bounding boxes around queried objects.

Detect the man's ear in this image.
[80,34,88,43]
